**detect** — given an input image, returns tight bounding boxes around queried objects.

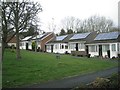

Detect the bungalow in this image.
[20,36,33,50]
[46,34,73,54]
[86,31,120,58]
[68,31,98,54]
[7,36,17,47]
[39,32,55,52]
[20,32,55,51]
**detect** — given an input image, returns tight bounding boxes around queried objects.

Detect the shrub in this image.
[118,54,120,58]
[108,74,120,88]
[32,41,36,51]
[112,56,116,59]
[89,77,110,88]
[11,45,16,53]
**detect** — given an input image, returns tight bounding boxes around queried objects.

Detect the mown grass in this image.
[0,62,2,89]
[2,49,118,88]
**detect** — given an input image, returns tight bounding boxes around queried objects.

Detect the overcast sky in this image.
[33,0,119,33]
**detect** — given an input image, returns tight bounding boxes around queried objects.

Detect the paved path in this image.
[24,67,119,88]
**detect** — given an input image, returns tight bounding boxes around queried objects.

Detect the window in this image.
[112,44,116,51]
[102,45,109,52]
[28,42,31,46]
[55,44,58,49]
[22,42,24,46]
[60,44,61,49]
[65,45,68,49]
[81,43,85,49]
[78,43,85,49]
[89,45,97,52]
[69,43,75,49]
[47,45,51,50]
[60,44,64,49]
[20,42,22,46]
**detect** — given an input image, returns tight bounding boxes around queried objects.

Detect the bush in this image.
[112,56,116,59]
[32,41,36,51]
[108,74,120,88]
[73,74,120,89]
[89,77,110,88]
[88,74,120,88]
[11,45,16,53]
[118,54,120,58]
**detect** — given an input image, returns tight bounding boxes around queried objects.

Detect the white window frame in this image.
[89,45,97,52]
[70,43,75,49]
[102,44,109,52]
[112,44,116,51]
[78,43,85,49]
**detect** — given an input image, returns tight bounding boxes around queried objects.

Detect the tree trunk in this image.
[2,40,4,61]
[15,2,21,60]
[16,31,21,59]
[0,45,2,62]
[1,40,7,61]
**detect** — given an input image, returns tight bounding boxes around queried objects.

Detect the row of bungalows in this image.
[46,31,120,58]
[46,31,97,54]
[20,32,55,52]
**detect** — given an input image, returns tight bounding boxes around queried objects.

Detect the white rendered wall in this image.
[88,43,119,58]
[8,43,16,47]
[53,43,68,54]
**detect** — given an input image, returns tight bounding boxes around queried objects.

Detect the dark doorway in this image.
[86,45,89,55]
[76,43,78,51]
[107,50,110,58]
[26,43,28,50]
[51,45,53,53]
[99,45,102,56]
[45,45,47,52]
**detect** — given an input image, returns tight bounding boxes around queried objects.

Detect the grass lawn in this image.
[0,63,1,89]
[2,49,118,88]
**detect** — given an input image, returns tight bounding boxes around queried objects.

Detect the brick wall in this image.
[40,33,55,52]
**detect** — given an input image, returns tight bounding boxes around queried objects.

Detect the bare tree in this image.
[60,15,113,33]
[81,15,113,33]
[74,18,81,33]
[2,1,42,59]
[47,18,56,32]
[61,16,74,30]
[61,16,82,33]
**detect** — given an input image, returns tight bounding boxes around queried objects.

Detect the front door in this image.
[51,45,53,53]
[76,43,78,51]
[26,43,28,50]
[99,45,102,56]
[86,45,88,55]
[45,45,47,52]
